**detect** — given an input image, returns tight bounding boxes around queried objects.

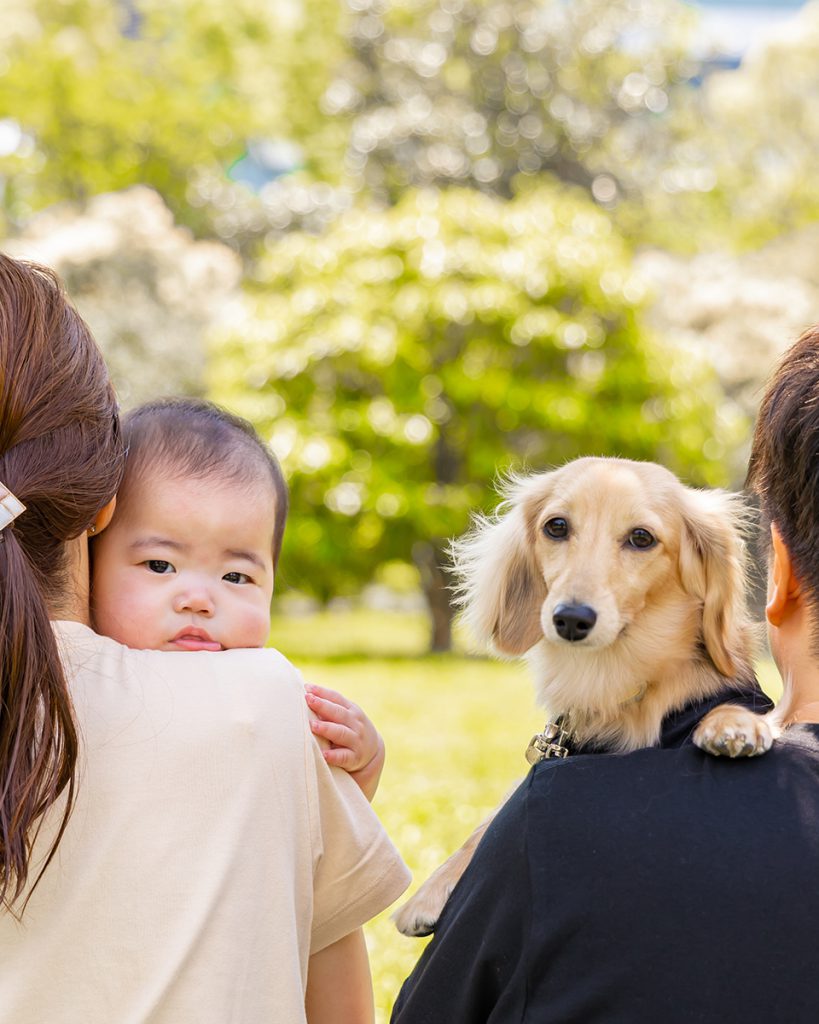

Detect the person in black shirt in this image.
[392,326,819,1023]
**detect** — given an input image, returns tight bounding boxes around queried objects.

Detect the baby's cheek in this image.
[233,602,272,649]
[92,596,139,647]
[93,578,162,650]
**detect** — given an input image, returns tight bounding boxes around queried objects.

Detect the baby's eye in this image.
[145,560,175,575]
[223,571,251,585]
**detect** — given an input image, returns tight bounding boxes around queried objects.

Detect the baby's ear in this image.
[678,488,749,678]
[450,479,548,656]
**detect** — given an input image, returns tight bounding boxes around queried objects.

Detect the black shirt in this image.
[391,689,819,1023]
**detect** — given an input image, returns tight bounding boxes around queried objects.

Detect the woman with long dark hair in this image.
[0,254,408,1022]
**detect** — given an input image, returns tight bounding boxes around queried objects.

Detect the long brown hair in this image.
[0,253,124,910]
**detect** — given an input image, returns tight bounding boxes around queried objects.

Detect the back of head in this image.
[120,398,289,569]
[747,325,819,617]
[0,253,124,909]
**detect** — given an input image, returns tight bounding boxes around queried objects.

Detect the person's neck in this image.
[783,672,819,725]
[51,534,92,626]
[774,607,819,724]
[788,700,819,724]
[764,526,819,724]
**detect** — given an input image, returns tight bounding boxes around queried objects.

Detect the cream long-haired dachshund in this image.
[394,456,777,937]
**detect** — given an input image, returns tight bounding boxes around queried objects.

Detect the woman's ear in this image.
[89,496,117,537]
[679,489,749,678]
[766,523,800,627]
[451,480,548,656]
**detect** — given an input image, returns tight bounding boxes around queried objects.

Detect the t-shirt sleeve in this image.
[391,778,532,1023]
[305,709,411,954]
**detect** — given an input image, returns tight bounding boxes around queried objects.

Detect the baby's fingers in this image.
[304,683,352,711]
[322,746,359,770]
[304,689,356,727]
[310,717,357,752]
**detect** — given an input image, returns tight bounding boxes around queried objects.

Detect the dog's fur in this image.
[394,457,776,937]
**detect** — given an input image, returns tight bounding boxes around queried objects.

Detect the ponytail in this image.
[0,528,77,910]
[0,254,124,911]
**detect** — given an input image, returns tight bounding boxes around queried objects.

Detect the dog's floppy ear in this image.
[678,488,749,678]
[450,478,548,656]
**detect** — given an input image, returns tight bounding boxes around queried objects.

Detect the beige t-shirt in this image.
[0,621,410,1023]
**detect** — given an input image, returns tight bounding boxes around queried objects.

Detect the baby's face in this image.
[91,470,277,652]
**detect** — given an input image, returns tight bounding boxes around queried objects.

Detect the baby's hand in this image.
[305,683,385,802]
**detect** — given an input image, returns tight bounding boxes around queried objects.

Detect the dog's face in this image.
[454,457,748,680]
[528,460,679,650]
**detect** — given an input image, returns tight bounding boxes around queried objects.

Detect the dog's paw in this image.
[693,704,778,758]
[392,878,454,937]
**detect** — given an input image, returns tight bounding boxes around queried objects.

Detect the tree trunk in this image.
[412,541,454,653]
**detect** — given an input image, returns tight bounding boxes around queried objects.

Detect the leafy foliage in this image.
[0,0,345,239]
[326,0,701,203]
[211,184,743,639]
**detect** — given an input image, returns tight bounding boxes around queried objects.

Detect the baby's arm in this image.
[305,684,385,802]
[305,928,374,1024]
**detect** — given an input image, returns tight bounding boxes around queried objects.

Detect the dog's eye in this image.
[627,528,657,550]
[543,517,569,540]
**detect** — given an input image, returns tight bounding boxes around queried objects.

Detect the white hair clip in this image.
[0,482,25,533]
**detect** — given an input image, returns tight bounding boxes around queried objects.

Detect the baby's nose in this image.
[174,586,215,616]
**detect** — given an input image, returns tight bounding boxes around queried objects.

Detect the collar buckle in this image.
[525,718,573,764]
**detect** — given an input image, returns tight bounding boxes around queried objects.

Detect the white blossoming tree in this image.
[7,187,241,407]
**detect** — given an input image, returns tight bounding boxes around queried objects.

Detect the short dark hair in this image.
[121,398,289,569]
[746,325,819,612]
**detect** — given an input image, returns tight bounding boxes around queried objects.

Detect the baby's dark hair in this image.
[121,398,289,568]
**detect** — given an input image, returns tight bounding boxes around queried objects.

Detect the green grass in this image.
[269,606,469,660]
[270,609,542,1021]
[268,608,782,1023]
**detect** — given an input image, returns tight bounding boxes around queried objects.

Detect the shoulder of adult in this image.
[198,643,304,690]
[525,733,819,856]
[54,619,309,723]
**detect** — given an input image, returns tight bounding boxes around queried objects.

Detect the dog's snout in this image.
[553,603,597,642]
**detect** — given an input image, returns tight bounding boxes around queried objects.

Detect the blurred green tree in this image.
[209,184,743,650]
[0,0,714,252]
[3,0,818,259]
[0,0,346,239]
[326,0,700,205]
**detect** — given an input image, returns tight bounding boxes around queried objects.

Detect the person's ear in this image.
[88,496,117,538]
[766,523,801,627]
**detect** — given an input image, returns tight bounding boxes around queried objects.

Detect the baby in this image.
[90,398,384,800]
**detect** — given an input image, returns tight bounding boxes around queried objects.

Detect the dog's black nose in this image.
[553,603,597,642]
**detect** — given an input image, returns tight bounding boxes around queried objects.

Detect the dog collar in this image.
[526,686,647,764]
[526,716,573,764]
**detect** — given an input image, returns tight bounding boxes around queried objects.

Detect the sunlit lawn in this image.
[269,608,782,1023]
